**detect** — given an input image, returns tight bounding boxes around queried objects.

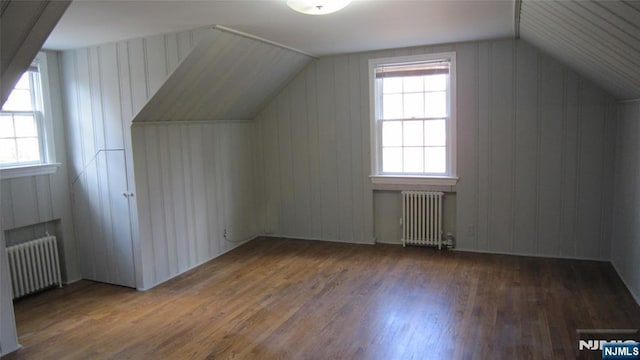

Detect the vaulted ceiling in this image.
[519,0,640,100]
[43,0,515,56]
[133,26,312,122]
[38,0,640,102]
[1,0,70,105]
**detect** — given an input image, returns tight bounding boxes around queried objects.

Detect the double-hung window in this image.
[0,52,58,178]
[370,52,457,186]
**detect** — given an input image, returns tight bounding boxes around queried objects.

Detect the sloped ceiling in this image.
[44,0,514,56]
[519,0,640,101]
[133,26,312,122]
[1,0,70,106]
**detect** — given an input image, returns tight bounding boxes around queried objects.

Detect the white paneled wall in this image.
[61,28,205,182]
[255,53,374,244]
[255,39,616,259]
[457,40,615,259]
[60,28,205,287]
[0,218,19,356]
[1,51,78,282]
[132,121,260,290]
[611,101,640,303]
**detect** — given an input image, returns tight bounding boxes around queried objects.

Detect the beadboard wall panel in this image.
[60,28,205,288]
[256,38,616,259]
[256,55,375,244]
[0,223,18,356]
[520,0,640,100]
[131,121,260,290]
[611,101,640,304]
[61,28,205,180]
[134,27,312,122]
[1,51,78,282]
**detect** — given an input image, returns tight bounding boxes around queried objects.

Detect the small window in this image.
[369,53,457,186]
[0,53,58,178]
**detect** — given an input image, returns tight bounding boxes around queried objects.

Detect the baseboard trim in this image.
[610,260,640,307]
[260,234,375,245]
[137,234,260,291]
[374,240,403,245]
[0,343,22,357]
[64,277,82,285]
[453,247,608,262]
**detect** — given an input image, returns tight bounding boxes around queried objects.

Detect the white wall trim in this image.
[261,234,376,246]
[135,234,259,291]
[370,175,458,187]
[453,247,609,262]
[0,162,60,180]
[212,25,317,59]
[610,260,640,306]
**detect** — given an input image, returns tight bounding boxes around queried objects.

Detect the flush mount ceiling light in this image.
[287,0,352,15]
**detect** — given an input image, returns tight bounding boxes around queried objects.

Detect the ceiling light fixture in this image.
[287,0,352,15]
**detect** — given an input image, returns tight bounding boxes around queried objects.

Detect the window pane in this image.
[3,89,33,111]
[382,77,403,94]
[382,147,402,172]
[425,74,447,91]
[14,73,30,90]
[0,115,14,138]
[425,147,446,173]
[382,94,403,119]
[403,93,424,119]
[0,139,17,163]
[403,76,423,93]
[16,138,40,162]
[424,119,446,146]
[14,115,37,137]
[382,121,402,147]
[425,91,447,118]
[403,120,423,146]
[403,147,424,173]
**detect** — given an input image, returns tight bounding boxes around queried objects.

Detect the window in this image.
[0,53,58,179]
[369,53,456,186]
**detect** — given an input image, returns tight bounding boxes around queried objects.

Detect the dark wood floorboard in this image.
[4,237,640,359]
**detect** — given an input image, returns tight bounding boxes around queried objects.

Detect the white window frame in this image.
[0,52,59,179]
[369,52,457,187]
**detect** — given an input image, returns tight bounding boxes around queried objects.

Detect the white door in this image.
[72,150,136,287]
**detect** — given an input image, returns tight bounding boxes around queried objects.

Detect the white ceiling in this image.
[44,0,516,56]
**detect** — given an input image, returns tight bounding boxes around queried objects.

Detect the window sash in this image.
[374,70,451,176]
[0,110,45,167]
[376,118,450,176]
[0,66,45,167]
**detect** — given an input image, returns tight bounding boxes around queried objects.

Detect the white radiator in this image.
[7,235,62,299]
[401,191,444,249]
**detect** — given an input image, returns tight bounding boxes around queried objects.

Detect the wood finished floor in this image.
[5,237,640,360]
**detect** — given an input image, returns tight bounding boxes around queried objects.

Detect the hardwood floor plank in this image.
[4,237,639,359]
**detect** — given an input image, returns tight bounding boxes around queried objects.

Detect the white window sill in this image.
[0,163,61,180]
[370,175,458,191]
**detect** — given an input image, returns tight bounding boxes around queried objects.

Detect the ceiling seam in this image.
[213,25,317,59]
